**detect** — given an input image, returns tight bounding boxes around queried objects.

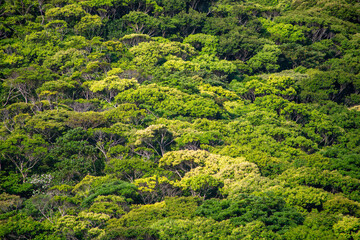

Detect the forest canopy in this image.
[0,0,360,239]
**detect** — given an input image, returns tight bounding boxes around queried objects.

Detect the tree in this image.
[0,213,53,240]
[0,133,47,183]
[79,179,139,207]
[88,124,129,161]
[151,217,238,239]
[0,193,22,213]
[115,84,221,118]
[36,80,75,108]
[46,4,87,27]
[105,103,147,125]
[129,40,196,68]
[159,150,210,178]
[157,0,188,17]
[85,76,138,103]
[89,195,126,218]
[192,54,237,76]
[172,9,206,36]
[79,0,128,19]
[48,128,103,183]
[177,174,222,199]
[3,66,56,104]
[74,14,103,39]
[134,124,175,157]
[196,193,303,231]
[66,111,107,130]
[261,18,305,44]
[105,157,158,182]
[43,48,87,75]
[45,20,69,39]
[120,33,151,47]
[183,33,219,55]
[333,216,360,240]
[134,175,178,203]
[218,28,265,61]
[25,110,69,142]
[122,11,160,36]
[247,44,281,73]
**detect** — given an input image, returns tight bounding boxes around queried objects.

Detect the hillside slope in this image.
[1,0,360,239]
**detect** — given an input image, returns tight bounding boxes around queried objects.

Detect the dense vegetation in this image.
[0,0,360,239]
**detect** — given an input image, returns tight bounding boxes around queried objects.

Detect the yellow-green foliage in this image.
[130,41,196,67]
[87,76,138,93]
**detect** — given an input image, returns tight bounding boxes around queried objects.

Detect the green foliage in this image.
[184,33,219,55]
[278,167,360,201]
[133,124,175,156]
[115,84,221,118]
[0,133,47,183]
[89,195,126,218]
[261,18,305,44]
[0,213,52,240]
[43,48,87,74]
[85,76,138,102]
[151,217,239,240]
[46,4,86,28]
[1,0,360,238]
[0,172,33,197]
[247,44,281,73]
[0,193,21,213]
[129,40,196,68]
[81,180,139,207]
[333,216,360,240]
[196,193,304,232]
[49,128,103,183]
[74,15,102,39]
[122,11,160,35]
